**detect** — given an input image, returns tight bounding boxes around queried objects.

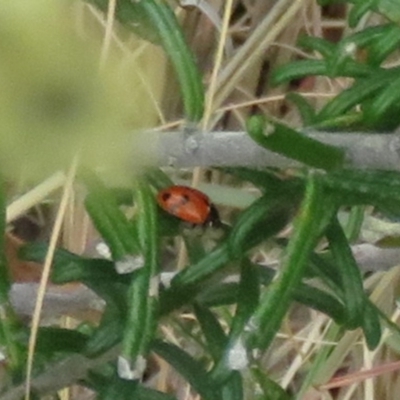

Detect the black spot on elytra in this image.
[181,194,190,204]
[161,192,171,201]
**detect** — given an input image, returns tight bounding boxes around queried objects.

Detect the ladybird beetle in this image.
[157,185,219,226]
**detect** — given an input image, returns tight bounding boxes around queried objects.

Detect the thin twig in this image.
[6,172,66,223]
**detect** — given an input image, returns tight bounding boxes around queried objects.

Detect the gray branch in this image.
[143,130,400,169]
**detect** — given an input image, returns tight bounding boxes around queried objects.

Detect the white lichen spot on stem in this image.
[95,241,112,259]
[226,336,248,371]
[343,42,357,57]
[159,272,177,288]
[115,254,145,274]
[185,136,199,152]
[118,355,147,380]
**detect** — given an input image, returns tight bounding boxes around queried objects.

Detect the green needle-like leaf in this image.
[153,341,219,400]
[121,180,159,378]
[246,115,345,171]
[82,170,141,262]
[248,174,336,351]
[326,217,366,329]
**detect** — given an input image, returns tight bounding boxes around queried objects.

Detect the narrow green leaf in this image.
[310,112,363,131]
[375,305,400,342]
[36,327,88,355]
[145,168,174,191]
[86,0,160,44]
[364,72,400,128]
[224,167,296,193]
[326,218,366,329]
[326,48,357,77]
[321,169,400,213]
[95,371,176,400]
[221,371,243,400]
[86,305,125,356]
[248,174,336,350]
[139,0,204,121]
[344,205,365,243]
[271,60,327,86]
[297,35,336,57]
[167,244,230,294]
[286,92,317,125]
[361,302,382,350]
[122,180,159,376]
[82,170,140,262]
[228,187,300,259]
[246,115,345,171]
[20,243,120,283]
[293,283,346,324]
[333,60,376,78]
[230,260,260,337]
[96,373,139,400]
[316,68,398,122]
[195,282,239,307]
[184,234,208,264]
[339,24,392,50]
[153,341,219,400]
[366,24,400,65]
[162,188,295,314]
[251,368,291,400]
[378,0,400,23]
[308,253,342,294]
[348,0,376,27]
[211,260,260,383]
[194,304,227,361]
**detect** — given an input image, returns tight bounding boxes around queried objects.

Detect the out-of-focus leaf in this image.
[194,304,227,361]
[286,92,316,125]
[153,341,219,400]
[378,0,400,23]
[315,68,397,122]
[0,0,134,181]
[361,302,382,350]
[36,328,88,355]
[297,35,336,57]
[251,368,291,400]
[228,190,298,260]
[326,218,366,329]
[271,60,327,86]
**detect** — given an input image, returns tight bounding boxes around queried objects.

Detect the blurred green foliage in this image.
[0,0,141,181]
[272,20,400,131]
